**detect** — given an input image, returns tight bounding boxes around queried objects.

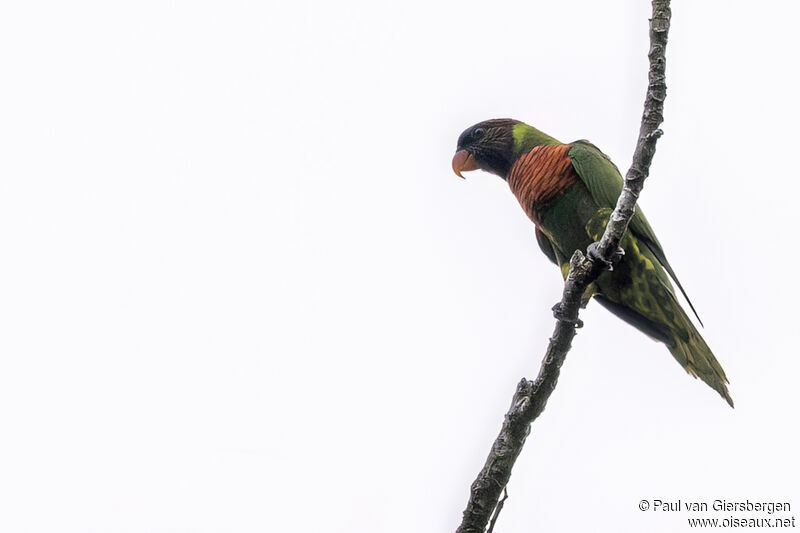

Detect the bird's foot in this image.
[551,302,583,328]
[587,242,624,272]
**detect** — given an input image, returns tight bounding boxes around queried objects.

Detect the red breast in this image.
[507,144,578,225]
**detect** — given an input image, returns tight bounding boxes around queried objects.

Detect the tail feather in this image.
[594,292,733,406]
[667,312,733,407]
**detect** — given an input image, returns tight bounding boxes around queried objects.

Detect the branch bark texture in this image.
[456,2,671,532]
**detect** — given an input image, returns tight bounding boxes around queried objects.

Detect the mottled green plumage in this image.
[454,119,732,406]
[568,140,703,325]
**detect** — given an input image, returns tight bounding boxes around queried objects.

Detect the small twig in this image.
[455,2,671,532]
[486,487,508,533]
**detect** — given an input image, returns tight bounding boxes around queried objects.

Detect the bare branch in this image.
[455,2,671,532]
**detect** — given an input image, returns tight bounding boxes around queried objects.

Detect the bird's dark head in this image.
[452,118,520,180]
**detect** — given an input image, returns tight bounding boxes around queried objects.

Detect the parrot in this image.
[451,118,732,407]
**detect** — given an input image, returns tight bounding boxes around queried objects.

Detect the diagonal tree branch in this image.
[455,2,672,532]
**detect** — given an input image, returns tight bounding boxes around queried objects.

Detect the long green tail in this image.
[583,209,732,406]
[667,306,733,407]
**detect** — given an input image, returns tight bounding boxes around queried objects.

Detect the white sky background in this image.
[1,0,798,531]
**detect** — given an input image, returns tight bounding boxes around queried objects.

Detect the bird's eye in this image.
[473,127,486,137]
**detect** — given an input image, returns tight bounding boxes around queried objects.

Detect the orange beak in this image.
[451,150,480,179]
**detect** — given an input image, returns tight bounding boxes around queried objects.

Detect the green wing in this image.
[535,227,560,265]
[567,140,702,325]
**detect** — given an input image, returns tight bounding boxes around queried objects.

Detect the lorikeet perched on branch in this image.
[452,119,732,407]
